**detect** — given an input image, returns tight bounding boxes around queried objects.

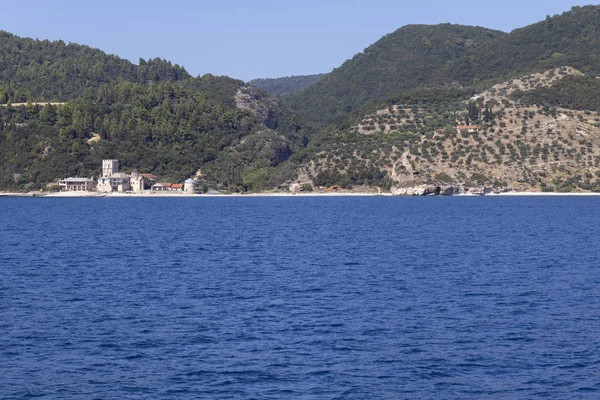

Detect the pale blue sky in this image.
[1,1,593,81]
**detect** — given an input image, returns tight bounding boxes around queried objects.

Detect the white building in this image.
[59,177,95,191]
[184,178,196,194]
[97,159,141,193]
[130,170,144,193]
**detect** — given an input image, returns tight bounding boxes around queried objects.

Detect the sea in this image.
[1,196,600,399]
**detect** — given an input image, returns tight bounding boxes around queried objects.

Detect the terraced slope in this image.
[293,67,600,194]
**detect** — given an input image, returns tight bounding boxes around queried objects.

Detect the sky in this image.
[1,0,594,81]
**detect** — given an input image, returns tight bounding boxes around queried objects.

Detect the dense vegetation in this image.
[437,5,600,85]
[0,78,305,191]
[289,5,600,128]
[512,75,600,112]
[287,24,505,126]
[0,31,190,102]
[248,74,327,97]
[0,31,311,191]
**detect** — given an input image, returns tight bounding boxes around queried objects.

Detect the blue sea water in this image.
[1,196,600,399]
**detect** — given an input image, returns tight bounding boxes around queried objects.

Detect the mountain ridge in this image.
[287,23,506,126]
[248,74,328,97]
[288,5,600,129]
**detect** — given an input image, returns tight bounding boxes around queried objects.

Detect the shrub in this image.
[435,172,453,184]
[300,183,313,192]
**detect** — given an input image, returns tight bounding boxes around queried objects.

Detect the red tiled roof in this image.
[171,184,183,189]
[457,125,479,130]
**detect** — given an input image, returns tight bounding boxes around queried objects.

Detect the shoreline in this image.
[0,191,389,198]
[487,191,600,196]
[2,191,600,198]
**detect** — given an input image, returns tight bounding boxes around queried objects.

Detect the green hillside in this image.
[288,24,505,126]
[0,79,305,191]
[512,74,600,111]
[436,5,600,85]
[291,67,600,194]
[289,5,600,129]
[0,31,190,102]
[0,32,307,192]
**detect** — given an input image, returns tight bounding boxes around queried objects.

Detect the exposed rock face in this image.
[391,184,447,196]
[235,86,280,129]
[391,184,429,196]
[442,186,460,196]
[463,187,485,196]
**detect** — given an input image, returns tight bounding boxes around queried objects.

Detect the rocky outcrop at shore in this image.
[391,185,507,196]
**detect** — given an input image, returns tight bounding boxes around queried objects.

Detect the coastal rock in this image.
[462,187,494,196]
[391,184,428,196]
[392,184,462,196]
[442,186,460,196]
[423,185,441,196]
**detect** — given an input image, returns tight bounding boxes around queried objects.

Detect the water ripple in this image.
[1,196,600,399]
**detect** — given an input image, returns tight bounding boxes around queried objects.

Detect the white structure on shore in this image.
[97,159,144,193]
[130,170,144,193]
[184,178,196,194]
[59,177,95,191]
[57,159,195,194]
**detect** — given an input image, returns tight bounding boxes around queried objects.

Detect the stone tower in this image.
[184,178,196,194]
[102,160,119,177]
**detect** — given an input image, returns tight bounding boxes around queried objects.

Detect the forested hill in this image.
[287,24,506,126]
[248,74,327,97]
[289,5,600,128]
[0,32,307,192]
[0,31,192,102]
[436,5,600,85]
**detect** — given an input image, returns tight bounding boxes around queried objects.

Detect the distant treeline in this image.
[248,74,327,97]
